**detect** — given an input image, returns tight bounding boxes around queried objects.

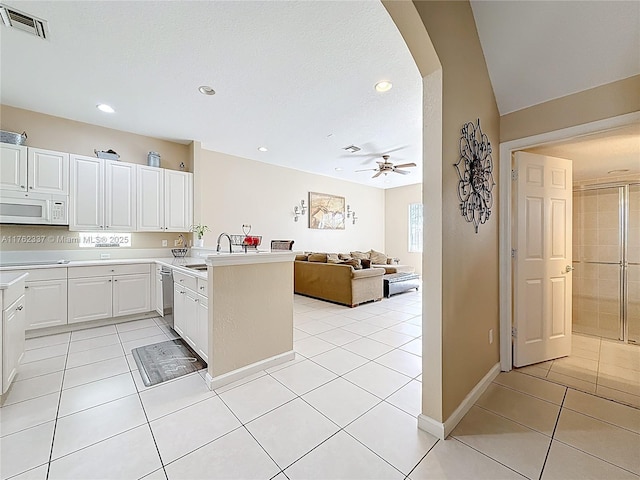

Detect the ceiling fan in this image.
[355,155,417,178]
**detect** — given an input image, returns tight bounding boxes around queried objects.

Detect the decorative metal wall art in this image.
[454,118,495,233]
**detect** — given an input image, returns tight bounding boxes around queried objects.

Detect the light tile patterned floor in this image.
[1,291,639,479]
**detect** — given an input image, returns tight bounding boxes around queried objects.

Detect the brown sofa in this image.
[294,261,385,307]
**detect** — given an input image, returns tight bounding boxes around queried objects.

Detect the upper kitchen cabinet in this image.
[137,165,192,232]
[69,155,136,231]
[0,145,68,195]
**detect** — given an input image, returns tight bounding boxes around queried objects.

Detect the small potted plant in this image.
[190,224,210,248]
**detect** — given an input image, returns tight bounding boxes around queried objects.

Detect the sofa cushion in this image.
[327,253,340,264]
[308,253,328,263]
[295,254,309,261]
[338,253,352,260]
[350,251,370,261]
[341,258,362,270]
[369,249,388,265]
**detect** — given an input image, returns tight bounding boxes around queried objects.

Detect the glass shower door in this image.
[627,184,640,344]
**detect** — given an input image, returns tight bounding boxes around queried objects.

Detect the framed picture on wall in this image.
[308,192,345,230]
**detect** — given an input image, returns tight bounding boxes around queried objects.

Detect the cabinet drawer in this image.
[197,277,208,297]
[25,267,68,282]
[68,263,151,278]
[173,270,197,291]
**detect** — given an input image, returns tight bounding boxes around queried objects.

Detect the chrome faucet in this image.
[216,232,232,253]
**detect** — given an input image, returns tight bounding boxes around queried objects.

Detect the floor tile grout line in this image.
[470,403,557,439]
[537,387,567,480]
[448,437,531,479]
[487,379,567,407]
[550,436,640,477]
[404,439,440,479]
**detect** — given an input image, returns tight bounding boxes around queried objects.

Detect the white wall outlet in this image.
[100,253,110,259]
[489,329,494,344]
[162,240,168,247]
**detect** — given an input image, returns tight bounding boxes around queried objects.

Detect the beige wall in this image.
[195,148,385,253]
[500,75,640,142]
[0,105,191,171]
[384,184,423,275]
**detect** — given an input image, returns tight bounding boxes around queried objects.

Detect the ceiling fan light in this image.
[375,81,393,93]
[96,103,115,113]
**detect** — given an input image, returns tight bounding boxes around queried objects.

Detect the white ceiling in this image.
[471,0,640,115]
[2,1,638,190]
[0,1,422,189]
[526,124,640,182]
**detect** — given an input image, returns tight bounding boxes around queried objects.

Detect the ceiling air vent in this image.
[0,4,48,39]
[343,145,361,153]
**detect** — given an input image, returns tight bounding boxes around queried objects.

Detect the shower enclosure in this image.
[572,182,640,343]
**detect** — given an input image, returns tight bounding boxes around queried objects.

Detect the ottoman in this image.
[383,272,420,298]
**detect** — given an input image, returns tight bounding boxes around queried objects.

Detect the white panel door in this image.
[68,276,112,323]
[514,151,573,367]
[2,295,26,392]
[28,148,69,195]
[105,160,136,231]
[164,170,192,232]
[70,155,104,231]
[113,273,150,317]
[137,165,165,231]
[0,144,27,192]
[25,280,68,329]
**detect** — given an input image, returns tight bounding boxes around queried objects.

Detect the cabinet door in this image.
[70,155,104,231]
[195,296,208,363]
[28,148,69,195]
[137,165,165,231]
[183,289,198,349]
[3,295,26,393]
[113,273,150,317]
[25,280,68,329]
[0,144,27,192]
[173,282,186,337]
[105,160,136,231]
[155,272,164,315]
[164,170,192,232]
[68,276,112,323]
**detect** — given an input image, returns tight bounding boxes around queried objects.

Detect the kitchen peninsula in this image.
[202,251,296,388]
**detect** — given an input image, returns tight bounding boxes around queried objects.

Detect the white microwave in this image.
[0,190,68,225]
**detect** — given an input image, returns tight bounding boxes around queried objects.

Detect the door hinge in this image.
[511,169,518,181]
[511,327,517,338]
[511,248,517,258]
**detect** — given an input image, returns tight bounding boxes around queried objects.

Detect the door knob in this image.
[565,265,574,273]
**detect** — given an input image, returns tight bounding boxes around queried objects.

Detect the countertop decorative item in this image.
[454,118,495,234]
[190,224,210,247]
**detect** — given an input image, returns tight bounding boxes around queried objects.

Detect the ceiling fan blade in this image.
[393,163,417,169]
[394,169,411,175]
[355,168,377,172]
[372,171,383,178]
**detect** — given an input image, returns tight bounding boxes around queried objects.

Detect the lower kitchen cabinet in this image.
[25,279,68,329]
[68,276,113,323]
[113,273,150,317]
[3,294,26,393]
[195,295,208,362]
[173,279,208,363]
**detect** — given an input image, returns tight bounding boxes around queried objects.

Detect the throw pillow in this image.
[338,253,352,260]
[350,251,370,261]
[341,258,362,270]
[295,254,309,261]
[326,253,340,264]
[308,253,328,263]
[369,249,388,265]
[360,259,371,269]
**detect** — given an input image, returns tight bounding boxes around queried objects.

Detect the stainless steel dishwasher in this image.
[159,267,175,330]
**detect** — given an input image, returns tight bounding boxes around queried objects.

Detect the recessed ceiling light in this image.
[375,81,393,93]
[198,86,216,96]
[257,146,268,152]
[607,169,629,174]
[96,103,115,113]
[334,167,343,171]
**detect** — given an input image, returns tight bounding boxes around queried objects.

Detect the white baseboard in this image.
[205,350,295,390]
[25,311,158,339]
[417,362,501,440]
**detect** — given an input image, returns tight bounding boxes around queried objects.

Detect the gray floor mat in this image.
[132,338,206,387]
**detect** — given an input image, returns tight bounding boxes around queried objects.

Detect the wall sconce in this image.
[351,211,358,225]
[293,199,307,222]
[346,205,352,218]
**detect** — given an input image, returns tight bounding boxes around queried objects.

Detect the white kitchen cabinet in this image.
[68,264,151,323]
[113,273,150,317]
[173,282,186,337]
[0,144,27,192]
[154,269,163,316]
[25,279,68,329]
[70,155,136,231]
[195,295,209,362]
[3,294,26,393]
[70,154,104,230]
[28,148,69,195]
[173,271,208,362]
[182,288,198,350]
[137,166,192,232]
[68,276,113,323]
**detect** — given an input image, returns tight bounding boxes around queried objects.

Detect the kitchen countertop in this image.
[0,271,29,289]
